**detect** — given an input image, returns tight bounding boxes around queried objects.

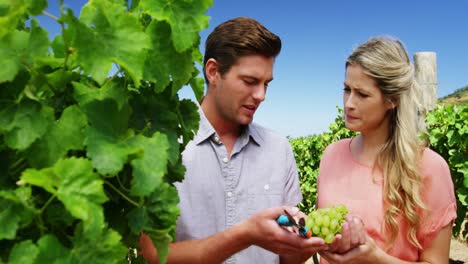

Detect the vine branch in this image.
[42,10,59,22]
[104,180,140,207]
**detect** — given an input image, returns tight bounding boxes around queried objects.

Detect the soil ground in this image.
[450,238,468,263]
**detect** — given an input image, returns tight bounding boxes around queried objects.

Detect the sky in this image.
[38,0,468,138]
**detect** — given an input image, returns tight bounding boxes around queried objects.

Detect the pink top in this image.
[317,138,457,261]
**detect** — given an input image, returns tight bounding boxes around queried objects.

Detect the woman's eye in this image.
[359,92,369,98]
[343,87,350,92]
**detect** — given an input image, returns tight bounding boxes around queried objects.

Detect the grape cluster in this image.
[305,204,348,243]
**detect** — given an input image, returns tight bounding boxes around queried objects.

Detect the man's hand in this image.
[138,233,159,264]
[244,206,329,257]
[137,206,329,264]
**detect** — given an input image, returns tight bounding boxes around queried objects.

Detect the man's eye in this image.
[359,92,369,98]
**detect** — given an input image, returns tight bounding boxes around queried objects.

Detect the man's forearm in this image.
[166,223,252,264]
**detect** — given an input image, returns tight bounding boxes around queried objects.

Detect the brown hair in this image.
[203,17,282,84]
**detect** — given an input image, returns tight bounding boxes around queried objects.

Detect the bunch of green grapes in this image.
[305,204,348,243]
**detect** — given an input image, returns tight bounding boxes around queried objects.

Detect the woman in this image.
[316,36,457,263]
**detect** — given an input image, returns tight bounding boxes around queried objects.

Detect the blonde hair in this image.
[346,36,426,250]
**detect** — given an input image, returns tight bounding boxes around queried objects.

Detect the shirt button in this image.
[264,184,270,190]
[227,191,232,197]
[213,135,220,144]
[222,157,229,163]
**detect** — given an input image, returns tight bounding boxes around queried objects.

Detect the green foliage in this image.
[0,0,212,263]
[292,104,468,239]
[422,104,468,238]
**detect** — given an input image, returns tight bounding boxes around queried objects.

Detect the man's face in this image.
[211,55,274,126]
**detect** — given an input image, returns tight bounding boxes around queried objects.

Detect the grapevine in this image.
[0,0,213,263]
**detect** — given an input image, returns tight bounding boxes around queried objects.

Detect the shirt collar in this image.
[193,106,264,147]
[193,107,216,145]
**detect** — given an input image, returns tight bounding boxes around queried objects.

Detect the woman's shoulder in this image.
[419,147,453,190]
[420,147,450,172]
[323,138,353,154]
[319,138,354,165]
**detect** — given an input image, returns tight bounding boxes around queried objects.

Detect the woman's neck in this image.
[352,128,389,167]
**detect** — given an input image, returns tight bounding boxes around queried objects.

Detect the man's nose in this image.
[253,85,266,102]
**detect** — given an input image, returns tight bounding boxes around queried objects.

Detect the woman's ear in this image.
[205,58,219,85]
[386,99,396,110]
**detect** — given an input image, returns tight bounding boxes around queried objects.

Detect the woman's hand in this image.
[320,235,380,264]
[326,215,366,253]
[319,216,381,264]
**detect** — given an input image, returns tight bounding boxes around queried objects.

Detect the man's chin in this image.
[238,116,254,125]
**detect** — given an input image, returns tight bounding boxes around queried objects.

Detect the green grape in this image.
[310,211,320,219]
[305,216,314,227]
[330,218,339,231]
[322,215,330,228]
[305,204,349,244]
[314,215,323,226]
[329,211,339,219]
[321,226,330,236]
[325,233,335,244]
[312,225,321,235]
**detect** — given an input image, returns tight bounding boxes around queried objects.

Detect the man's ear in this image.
[205,58,219,85]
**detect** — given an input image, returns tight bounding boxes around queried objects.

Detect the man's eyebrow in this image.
[241,75,274,83]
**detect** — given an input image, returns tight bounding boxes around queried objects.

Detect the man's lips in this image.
[244,105,257,110]
[243,105,257,115]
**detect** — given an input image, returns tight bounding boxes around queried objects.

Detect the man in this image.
[139,17,327,263]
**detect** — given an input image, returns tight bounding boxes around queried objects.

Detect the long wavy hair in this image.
[346,36,426,250]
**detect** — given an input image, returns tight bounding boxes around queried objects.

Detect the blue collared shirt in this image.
[175,109,302,264]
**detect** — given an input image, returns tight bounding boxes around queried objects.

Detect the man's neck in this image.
[201,101,241,157]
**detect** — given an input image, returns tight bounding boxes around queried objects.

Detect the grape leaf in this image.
[0,0,28,39]
[138,0,212,52]
[64,0,150,86]
[0,20,49,82]
[8,240,39,264]
[21,158,108,238]
[69,227,127,263]
[26,105,87,168]
[0,187,35,240]
[128,132,169,196]
[143,20,195,94]
[0,100,54,150]
[35,235,71,263]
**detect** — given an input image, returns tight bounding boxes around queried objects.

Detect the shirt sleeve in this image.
[283,140,303,206]
[418,149,457,250]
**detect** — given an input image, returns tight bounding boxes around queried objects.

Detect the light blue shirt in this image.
[175,109,302,264]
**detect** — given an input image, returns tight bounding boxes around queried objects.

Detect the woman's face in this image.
[343,64,393,134]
